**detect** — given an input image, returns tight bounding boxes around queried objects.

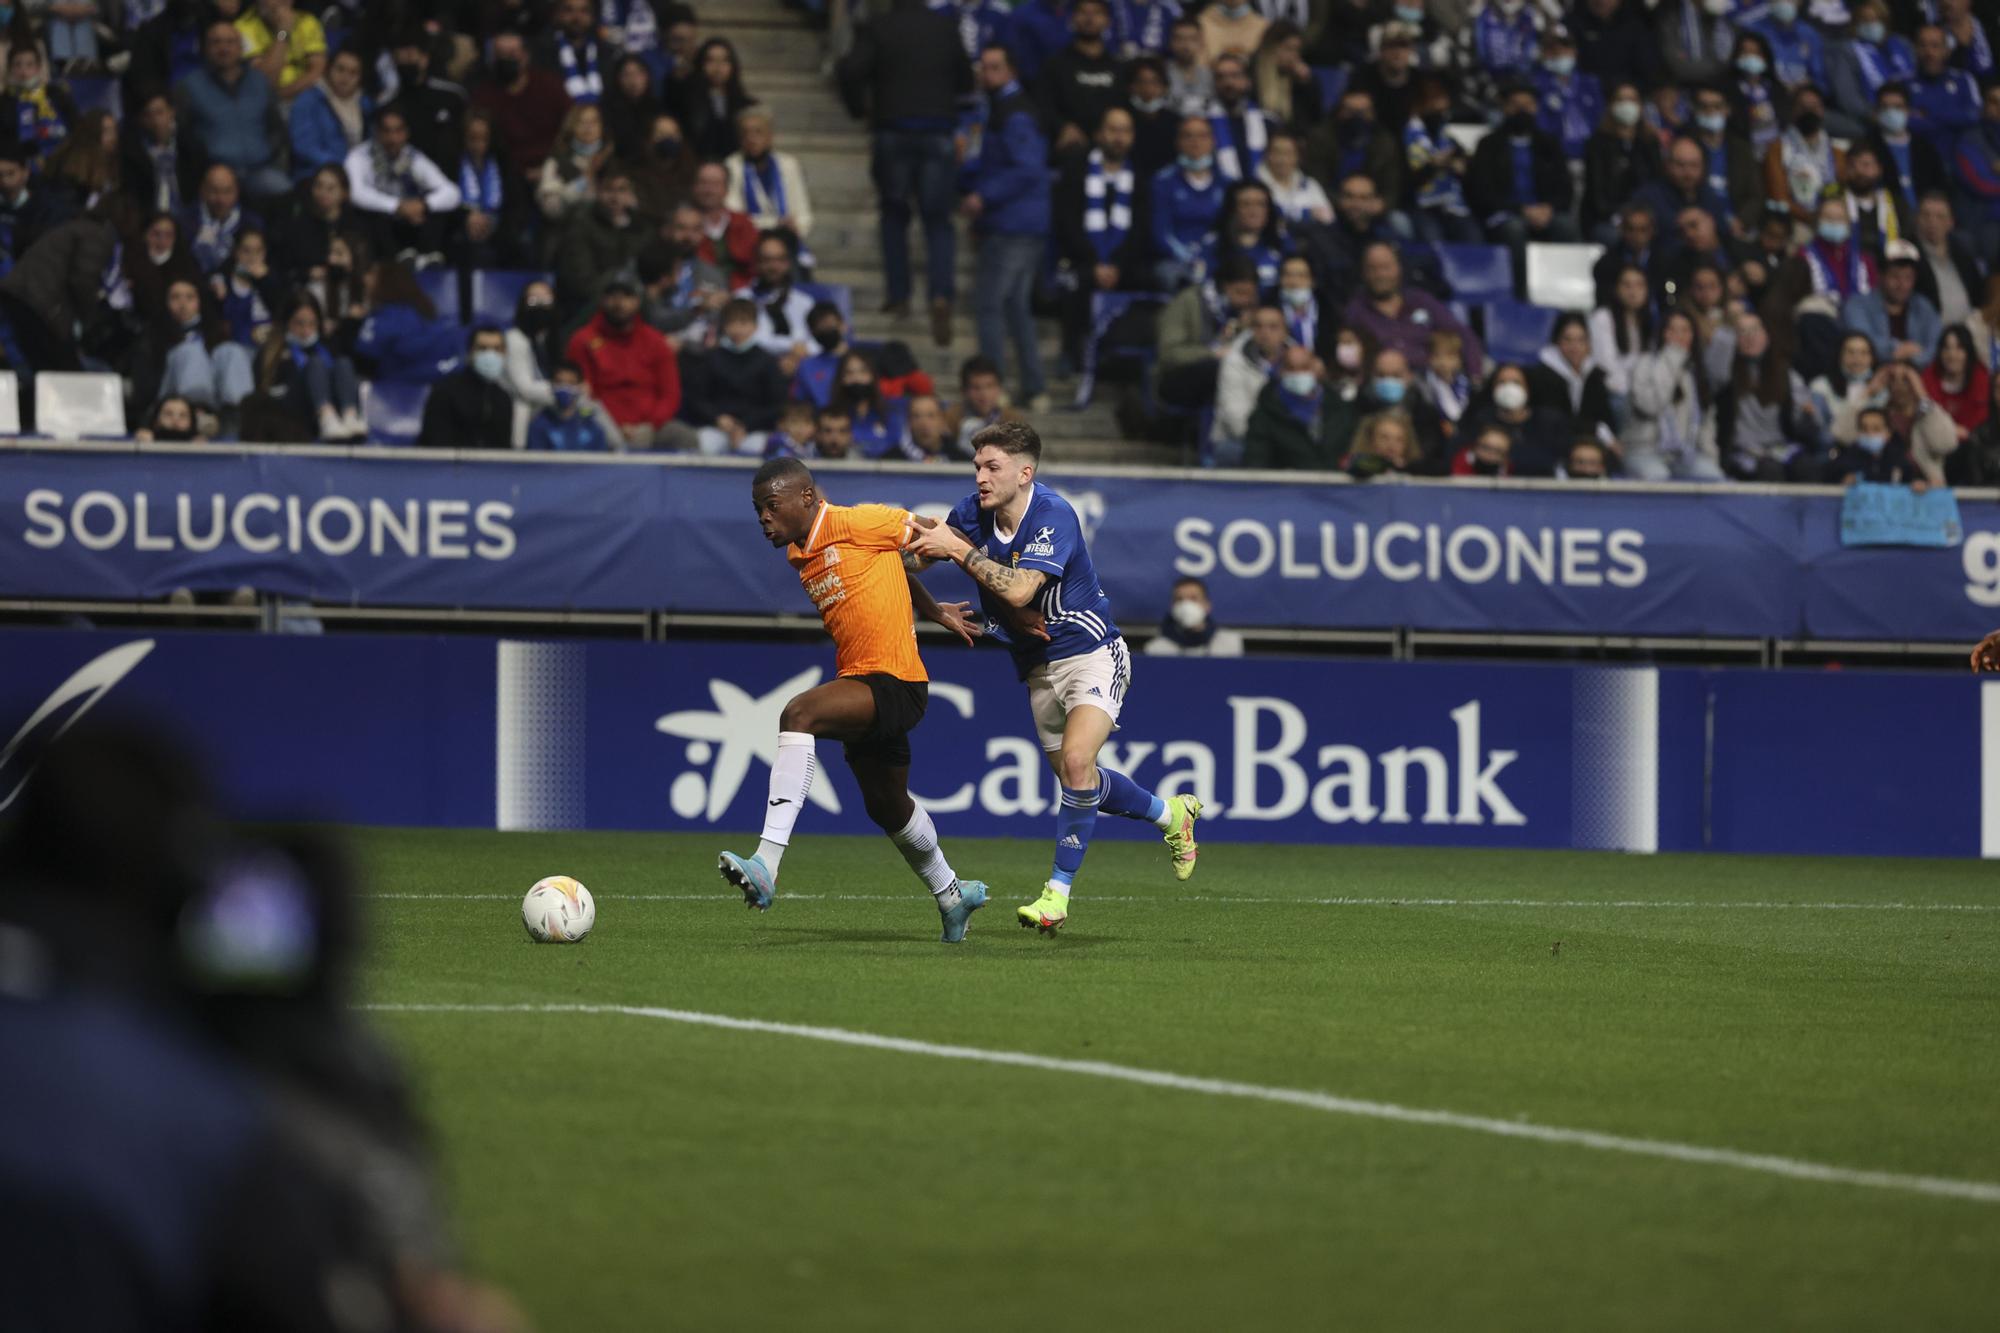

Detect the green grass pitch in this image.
[352,827,2000,1332]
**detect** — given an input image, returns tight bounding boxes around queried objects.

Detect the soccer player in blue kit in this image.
[904,420,1202,935]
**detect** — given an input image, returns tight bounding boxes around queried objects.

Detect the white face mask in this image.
[1493,382,1528,412]
[1171,599,1208,630]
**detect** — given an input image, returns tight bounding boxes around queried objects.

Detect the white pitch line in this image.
[362,1001,2000,1206]
[364,892,2000,911]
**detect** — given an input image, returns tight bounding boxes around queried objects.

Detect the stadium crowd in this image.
[2,0,2000,485]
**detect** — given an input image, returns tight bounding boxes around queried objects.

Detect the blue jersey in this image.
[948,484,1119,678]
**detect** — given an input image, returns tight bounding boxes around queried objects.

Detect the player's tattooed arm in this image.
[960,546,1047,608]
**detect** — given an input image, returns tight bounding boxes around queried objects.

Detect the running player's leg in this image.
[849,752,988,940]
[719,677,877,908]
[1018,703,1115,933]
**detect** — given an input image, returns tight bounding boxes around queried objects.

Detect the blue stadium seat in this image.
[66,77,119,120]
[471,269,553,327]
[798,281,853,328]
[1482,300,1559,367]
[417,266,461,324]
[360,380,428,446]
[1432,245,1515,305]
[1311,66,1349,116]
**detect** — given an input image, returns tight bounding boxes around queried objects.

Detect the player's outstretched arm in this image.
[904,567,983,647]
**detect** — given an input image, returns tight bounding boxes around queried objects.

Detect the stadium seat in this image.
[0,370,18,436]
[1311,66,1349,116]
[359,380,428,446]
[799,282,853,328]
[1433,245,1514,304]
[35,372,125,438]
[470,269,553,327]
[1482,300,1559,366]
[1525,242,1606,311]
[66,76,119,120]
[417,266,461,324]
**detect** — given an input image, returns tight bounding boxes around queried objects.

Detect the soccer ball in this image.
[522,876,596,943]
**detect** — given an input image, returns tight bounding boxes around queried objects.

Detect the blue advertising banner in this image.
[0,447,1997,640]
[0,628,1988,860]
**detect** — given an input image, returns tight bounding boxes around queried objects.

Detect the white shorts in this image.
[1024,637,1130,751]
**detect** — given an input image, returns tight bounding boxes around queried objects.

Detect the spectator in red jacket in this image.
[565,274,683,448]
[690,160,757,290]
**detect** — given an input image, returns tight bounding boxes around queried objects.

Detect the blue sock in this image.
[1098,767,1167,824]
[1050,784,1100,889]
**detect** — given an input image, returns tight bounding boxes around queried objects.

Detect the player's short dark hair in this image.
[753,457,812,492]
[970,419,1043,465]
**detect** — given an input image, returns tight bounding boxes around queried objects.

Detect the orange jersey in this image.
[786,501,928,683]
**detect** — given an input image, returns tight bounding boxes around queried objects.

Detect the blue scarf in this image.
[557,35,603,103]
[1854,37,1916,98]
[1285,297,1317,352]
[1803,238,1870,297]
[1207,101,1267,179]
[1082,149,1133,260]
[460,155,502,214]
[1279,383,1321,428]
[742,154,786,219]
[1109,0,1179,55]
[1678,0,1735,64]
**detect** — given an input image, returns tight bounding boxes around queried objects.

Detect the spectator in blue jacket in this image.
[1910,25,1983,161]
[1151,114,1225,289]
[288,48,372,185]
[353,259,465,385]
[174,21,288,199]
[1841,241,1943,368]
[1534,29,1604,161]
[1830,0,1916,128]
[1745,0,1826,95]
[528,362,615,451]
[1955,83,2000,249]
[964,43,1052,410]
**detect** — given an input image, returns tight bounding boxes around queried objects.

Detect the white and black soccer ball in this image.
[522,876,596,943]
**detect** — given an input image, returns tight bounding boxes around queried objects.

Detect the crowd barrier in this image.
[4,628,1990,859]
[1,443,1996,642]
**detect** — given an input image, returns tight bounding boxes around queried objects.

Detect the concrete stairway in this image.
[704,0,1175,466]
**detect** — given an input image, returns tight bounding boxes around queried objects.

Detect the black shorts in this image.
[843,673,929,768]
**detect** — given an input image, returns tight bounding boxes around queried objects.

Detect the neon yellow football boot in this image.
[1016,884,1070,935]
[1163,795,1203,881]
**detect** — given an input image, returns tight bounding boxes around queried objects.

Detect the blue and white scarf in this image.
[557,36,604,103]
[1285,295,1317,352]
[1278,382,1321,429]
[741,154,787,219]
[1207,100,1269,180]
[1802,238,1870,297]
[1677,0,1736,65]
[600,0,660,68]
[1109,0,1181,56]
[1082,149,1134,260]
[460,156,503,214]
[1923,0,1999,76]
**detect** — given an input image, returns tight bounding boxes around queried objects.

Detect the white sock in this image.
[756,731,816,877]
[1152,796,1177,832]
[1046,879,1070,899]
[890,805,961,909]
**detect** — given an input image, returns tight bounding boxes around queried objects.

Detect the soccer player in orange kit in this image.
[717,457,993,942]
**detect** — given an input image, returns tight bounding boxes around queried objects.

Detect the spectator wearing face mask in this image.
[1301,93,1398,220]
[1745,0,1827,100]
[1534,30,1602,161]
[1660,0,1737,89]
[1125,57,1180,177]
[1244,342,1361,469]
[1830,0,1916,129]
[0,141,70,261]
[1157,256,1261,413]
[1582,82,1660,238]
[1451,423,1516,476]
[789,300,852,407]
[252,295,367,443]
[472,29,574,183]
[134,394,207,443]
[1824,403,1922,483]
[1403,75,1482,245]
[1623,307,1726,479]
[566,273,682,448]
[829,348,911,458]
[527,361,614,451]
[1461,0,1546,109]
[1764,194,1882,380]
[685,297,788,457]
[1459,362,1573,475]
[1151,114,1226,288]
[1765,90,1846,229]
[127,275,254,433]
[419,325,514,449]
[1146,576,1247,656]
[1469,78,1579,247]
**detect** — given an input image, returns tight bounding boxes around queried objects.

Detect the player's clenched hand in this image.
[1971,629,2000,672]
[932,600,983,647]
[1010,608,1052,642]
[904,514,968,563]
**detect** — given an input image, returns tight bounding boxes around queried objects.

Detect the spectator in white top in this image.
[1256,130,1331,225]
[1213,303,1290,466]
[1589,263,1653,423]
[746,230,817,372]
[1165,16,1214,112]
[723,108,814,253]
[344,108,460,262]
[1145,576,1248,657]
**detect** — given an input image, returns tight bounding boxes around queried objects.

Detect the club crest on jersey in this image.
[1023,525,1057,557]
